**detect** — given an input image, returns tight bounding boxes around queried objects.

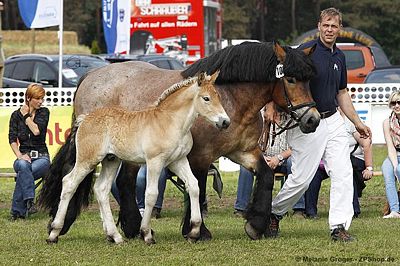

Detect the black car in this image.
[104,54,185,70]
[364,66,400,83]
[2,54,110,88]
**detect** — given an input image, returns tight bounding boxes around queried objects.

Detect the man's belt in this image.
[28,150,48,159]
[320,110,337,119]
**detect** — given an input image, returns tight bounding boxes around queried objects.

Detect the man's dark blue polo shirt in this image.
[298,38,347,113]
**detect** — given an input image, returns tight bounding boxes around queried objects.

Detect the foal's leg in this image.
[181,166,211,241]
[47,164,94,243]
[94,158,124,244]
[140,161,163,245]
[169,157,202,242]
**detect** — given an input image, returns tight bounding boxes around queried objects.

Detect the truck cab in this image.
[338,43,391,83]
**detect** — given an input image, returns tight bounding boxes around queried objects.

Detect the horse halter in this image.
[270,77,316,144]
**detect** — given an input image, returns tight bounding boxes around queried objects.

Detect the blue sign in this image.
[102,0,130,54]
[103,0,118,54]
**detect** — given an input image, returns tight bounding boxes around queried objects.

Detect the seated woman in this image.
[382,91,400,218]
[8,83,50,220]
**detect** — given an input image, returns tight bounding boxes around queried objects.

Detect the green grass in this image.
[0,162,397,265]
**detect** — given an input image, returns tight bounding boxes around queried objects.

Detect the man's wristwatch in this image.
[277,154,284,165]
[366,166,373,172]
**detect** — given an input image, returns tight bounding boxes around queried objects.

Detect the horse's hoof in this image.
[46,237,58,244]
[145,238,156,245]
[244,222,263,240]
[194,224,212,241]
[186,229,200,243]
[187,236,199,243]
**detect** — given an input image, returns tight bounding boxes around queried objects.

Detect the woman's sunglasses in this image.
[390,100,400,106]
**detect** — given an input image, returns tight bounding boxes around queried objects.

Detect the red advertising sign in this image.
[130,0,221,64]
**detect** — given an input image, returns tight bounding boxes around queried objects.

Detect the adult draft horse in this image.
[39,42,319,241]
[47,71,229,244]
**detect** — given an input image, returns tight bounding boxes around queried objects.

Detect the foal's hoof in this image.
[244,222,263,240]
[140,229,156,245]
[106,235,115,243]
[46,237,58,244]
[106,235,124,244]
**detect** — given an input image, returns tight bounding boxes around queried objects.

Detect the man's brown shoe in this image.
[266,214,281,238]
[331,225,355,242]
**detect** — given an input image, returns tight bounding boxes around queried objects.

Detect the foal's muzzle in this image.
[216,116,230,129]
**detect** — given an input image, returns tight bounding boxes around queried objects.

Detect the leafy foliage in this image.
[1,0,399,63]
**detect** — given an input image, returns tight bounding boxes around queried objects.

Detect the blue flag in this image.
[103,0,131,54]
[18,0,60,28]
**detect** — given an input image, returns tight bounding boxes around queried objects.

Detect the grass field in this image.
[0,148,399,266]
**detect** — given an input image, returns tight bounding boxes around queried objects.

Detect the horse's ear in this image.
[302,44,316,56]
[197,72,206,86]
[273,41,286,63]
[210,70,220,84]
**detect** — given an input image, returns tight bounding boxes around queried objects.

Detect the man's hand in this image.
[264,155,279,170]
[362,169,373,180]
[355,122,372,139]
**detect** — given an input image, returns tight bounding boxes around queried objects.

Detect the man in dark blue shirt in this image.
[268,7,371,242]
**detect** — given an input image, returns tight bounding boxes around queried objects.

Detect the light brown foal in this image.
[47,71,230,245]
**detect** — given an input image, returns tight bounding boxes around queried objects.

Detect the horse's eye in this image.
[202,96,210,102]
[286,78,296,84]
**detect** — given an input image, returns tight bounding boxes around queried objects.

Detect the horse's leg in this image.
[94,158,124,244]
[47,164,94,243]
[182,166,212,241]
[116,162,141,238]
[244,154,274,240]
[140,161,163,245]
[168,158,202,242]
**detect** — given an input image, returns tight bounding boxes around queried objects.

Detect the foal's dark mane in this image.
[181,42,316,84]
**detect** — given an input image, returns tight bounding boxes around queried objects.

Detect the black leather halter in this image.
[270,78,316,145]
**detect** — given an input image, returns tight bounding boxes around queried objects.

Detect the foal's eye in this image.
[202,96,210,102]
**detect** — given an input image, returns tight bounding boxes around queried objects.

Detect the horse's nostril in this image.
[305,115,320,128]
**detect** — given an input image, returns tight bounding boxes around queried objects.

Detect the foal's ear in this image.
[197,72,207,86]
[302,43,317,56]
[210,70,220,84]
[273,41,286,63]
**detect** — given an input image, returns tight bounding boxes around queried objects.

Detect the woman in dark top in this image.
[8,83,50,220]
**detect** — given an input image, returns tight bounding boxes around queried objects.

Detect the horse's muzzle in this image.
[299,111,320,133]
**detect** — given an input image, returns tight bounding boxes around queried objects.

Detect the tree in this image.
[336,0,400,64]
[222,0,254,39]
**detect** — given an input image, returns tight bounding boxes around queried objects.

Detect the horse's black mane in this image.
[181,42,316,84]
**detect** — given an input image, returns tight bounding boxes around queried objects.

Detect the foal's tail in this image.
[37,118,95,235]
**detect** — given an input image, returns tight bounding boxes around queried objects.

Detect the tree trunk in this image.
[291,0,296,33]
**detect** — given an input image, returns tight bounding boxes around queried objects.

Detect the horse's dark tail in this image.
[37,121,94,235]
